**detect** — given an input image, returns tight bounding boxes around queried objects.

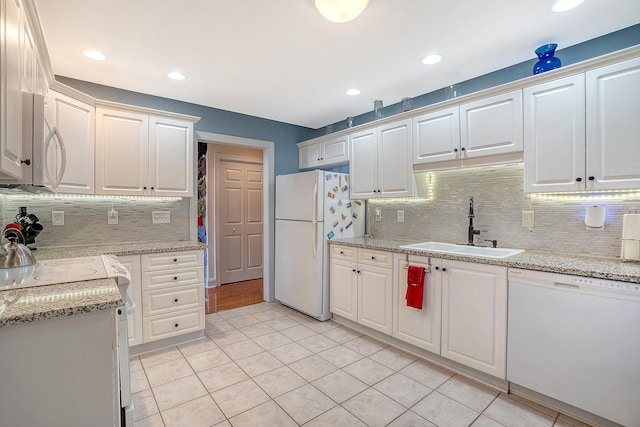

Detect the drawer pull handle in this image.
[340,251,344,255]
[174,298,179,303]
[173,276,178,280]
[173,258,178,263]
[371,256,375,260]
[352,269,356,273]
[174,323,179,328]
[442,267,447,272]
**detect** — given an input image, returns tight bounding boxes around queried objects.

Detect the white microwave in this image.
[0,92,66,192]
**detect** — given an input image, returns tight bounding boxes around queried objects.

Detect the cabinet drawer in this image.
[331,245,357,262]
[143,308,204,343]
[141,250,203,272]
[358,248,393,268]
[143,284,203,317]
[142,266,204,291]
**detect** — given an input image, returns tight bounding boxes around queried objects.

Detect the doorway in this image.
[216,158,264,285]
[196,131,275,304]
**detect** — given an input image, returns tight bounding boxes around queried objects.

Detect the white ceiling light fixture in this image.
[552,0,585,12]
[346,88,361,96]
[421,53,443,65]
[315,0,370,23]
[82,49,106,61]
[168,71,186,81]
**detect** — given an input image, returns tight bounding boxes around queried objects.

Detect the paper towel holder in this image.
[585,205,606,231]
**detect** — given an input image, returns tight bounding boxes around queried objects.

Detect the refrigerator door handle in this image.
[311,180,318,268]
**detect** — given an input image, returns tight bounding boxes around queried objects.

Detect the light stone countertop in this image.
[331,237,640,283]
[0,241,205,328]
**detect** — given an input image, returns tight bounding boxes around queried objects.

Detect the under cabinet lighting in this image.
[530,190,640,201]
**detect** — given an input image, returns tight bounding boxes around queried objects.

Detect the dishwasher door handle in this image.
[553,282,580,290]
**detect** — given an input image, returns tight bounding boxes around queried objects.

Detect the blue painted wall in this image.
[56,77,316,176]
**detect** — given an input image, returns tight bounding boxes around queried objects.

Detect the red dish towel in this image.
[406,266,426,309]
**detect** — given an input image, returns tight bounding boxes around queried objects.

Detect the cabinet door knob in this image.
[442,267,447,272]
[371,256,375,260]
[588,176,595,181]
[352,269,356,272]
[174,298,179,303]
[173,276,178,280]
[357,270,361,274]
[453,148,458,153]
[20,159,31,165]
[460,147,466,151]
[173,258,178,262]
[340,251,344,255]
[435,266,440,270]
[174,323,179,328]
[143,186,148,189]
[575,177,582,182]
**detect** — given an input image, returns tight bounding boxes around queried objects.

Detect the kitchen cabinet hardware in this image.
[588,176,595,181]
[575,177,582,182]
[371,256,376,260]
[173,276,178,280]
[352,269,356,272]
[340,251,344,255]
[453,148,458,152]
[435,266,440,270]
[174,323,179,328]
[442,267,447,272]
[174,298,178,303]
[173,258,178,262]
[20,159,31,165]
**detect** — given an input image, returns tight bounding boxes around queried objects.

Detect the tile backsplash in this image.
[0,194,191,248]
[368,163,640,259]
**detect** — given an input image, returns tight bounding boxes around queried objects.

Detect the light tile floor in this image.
[131,302,591,427]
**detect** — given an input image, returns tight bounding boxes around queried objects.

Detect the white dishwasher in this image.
[507,268,640,427]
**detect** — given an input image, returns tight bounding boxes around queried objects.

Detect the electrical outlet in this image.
[108,209,118,225]
[374,208,382,222]
[152,211,170,224]
[52,211,64,226]
[397,210,404,223]
[522,211,535,229]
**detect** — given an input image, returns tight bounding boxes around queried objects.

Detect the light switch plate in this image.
[374,208,382,222]
[152,211,170,224]
[397,210,404,223]
[522,211,534,229]
[108,210,118,225]
[52,211,64,226]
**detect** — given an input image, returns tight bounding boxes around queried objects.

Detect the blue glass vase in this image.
[533,44,561,75]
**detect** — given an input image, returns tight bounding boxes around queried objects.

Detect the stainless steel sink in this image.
[399,241,524,259]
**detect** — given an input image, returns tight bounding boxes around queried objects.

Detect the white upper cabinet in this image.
[413,106,460,164]
[524,57,640,193]
[524,74,585,193]
[45,90,95,194]
[298,135,349,169]
[586,57,640,190]
[0,0,25,179]
[413,90,523,169]
[95,107,195,197]
[351,119,414,199]
[460,90,523,160]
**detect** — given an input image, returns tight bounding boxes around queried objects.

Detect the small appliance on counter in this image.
[621,211,640,262]
[0,207,44,269]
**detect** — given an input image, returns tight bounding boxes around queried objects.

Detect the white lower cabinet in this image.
[392,253,441,354]
[330,247,508,379]
[438,258,508,379]
[141,250,205,343]
[120,250,205,348]
[329,245,393,334]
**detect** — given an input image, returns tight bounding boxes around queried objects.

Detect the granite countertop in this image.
[0,241,205,328]
[331,237,640,283]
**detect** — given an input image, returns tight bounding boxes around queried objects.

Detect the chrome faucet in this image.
[468,197,480,245]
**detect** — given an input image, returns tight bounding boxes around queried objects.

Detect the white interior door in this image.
[218,160,263,284]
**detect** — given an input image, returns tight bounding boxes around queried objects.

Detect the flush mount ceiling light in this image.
[315,0,369,23]
[552,0,585,12]
[346,88,361,96]
[83,49,106,61]
[168,72,186,81]
[421,53,443,65]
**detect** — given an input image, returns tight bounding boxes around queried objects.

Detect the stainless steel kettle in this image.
[0,226,36,268]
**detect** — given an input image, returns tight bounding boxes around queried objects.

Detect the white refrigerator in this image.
[275,170,364,320]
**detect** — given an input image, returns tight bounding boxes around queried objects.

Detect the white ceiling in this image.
[34,0,639,129]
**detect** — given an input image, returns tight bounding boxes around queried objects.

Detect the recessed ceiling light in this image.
[168,72,186,81]
[83,50,106,61]
[421,53,443,65]
[552,0,584,12]
[346,88,361,96]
